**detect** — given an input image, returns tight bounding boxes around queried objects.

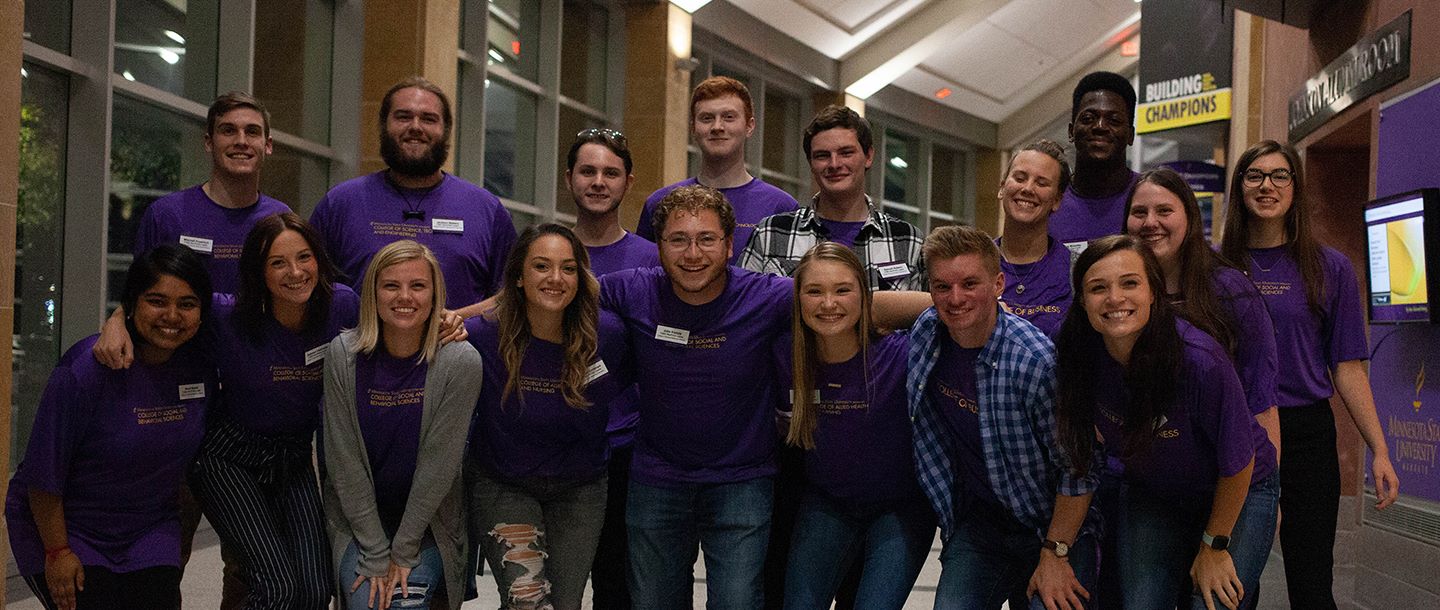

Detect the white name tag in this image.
[304,344,328,366]
[432,218,465,233]
[654,325,691,345]
[877,262,910,279]
[1064,241,1088,256]
[179,383,207,400]
[179,235,214,254]
[584,359,609,384]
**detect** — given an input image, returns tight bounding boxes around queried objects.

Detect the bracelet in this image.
[44,545,71,562]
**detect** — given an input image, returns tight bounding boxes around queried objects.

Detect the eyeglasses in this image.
[662,233,724,252]
[577,128,627,147]
[1243,168,1293,188]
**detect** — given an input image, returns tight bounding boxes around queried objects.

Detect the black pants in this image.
[1278,401,1340,610]
[189,422,333,610]
[25,565,181,610]
[592,443,635,609]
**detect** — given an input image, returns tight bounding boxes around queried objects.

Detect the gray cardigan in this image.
[322,330,481,609]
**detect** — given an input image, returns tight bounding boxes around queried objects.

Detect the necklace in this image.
[999,238,1048,295]
[385,171,439,221]
[1250,246,1287,274]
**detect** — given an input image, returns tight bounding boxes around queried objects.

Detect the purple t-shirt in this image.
[355,350,428,534]
[133,185,292,294]
[927,337,1005,512]
[1092,320,1277,499]
[584,231,658,449]
[1049,171,1138,255]
[5,336,214,575]
[1246,245,1369,406]
[468,312,633,481]
[587,231,660,277]
[776,333,924,517]
[210,285,360,438]
[998,236,1072,337]
[600,266,793,485]
[309,172,517,310]
[638,177,799,265]
[815,218,867,248]
[1170,267,1278,416]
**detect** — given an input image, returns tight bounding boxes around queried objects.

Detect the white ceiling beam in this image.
[840,0,1010,99]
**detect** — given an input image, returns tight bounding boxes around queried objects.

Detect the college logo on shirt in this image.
[518,376,561,394]
[1253,280,1291,296]
[367,387,424,407]
[133,404,192,425]
[936,381,979,415]
[271,364,322,383]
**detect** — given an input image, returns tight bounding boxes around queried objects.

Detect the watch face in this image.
[1211,536,1230,551]
[1055,541,1070,557]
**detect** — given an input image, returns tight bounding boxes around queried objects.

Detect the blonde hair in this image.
[787,243,875,450]
[354,240,446,363]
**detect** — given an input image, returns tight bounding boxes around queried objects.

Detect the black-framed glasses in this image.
[577,127,627,147]
[1243,168,1293,188]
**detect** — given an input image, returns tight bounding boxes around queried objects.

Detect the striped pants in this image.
[189,420,333,610]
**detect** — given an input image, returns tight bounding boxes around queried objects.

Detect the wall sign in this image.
[1288,11,1411,143]
[1136,0,1234,134]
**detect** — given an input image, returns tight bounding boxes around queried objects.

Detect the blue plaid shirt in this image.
[907,306,1100,541]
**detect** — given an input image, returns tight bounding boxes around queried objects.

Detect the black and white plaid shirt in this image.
[738,197,927,291]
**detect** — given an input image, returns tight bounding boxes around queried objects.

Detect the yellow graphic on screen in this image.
[1387,217,1428,304]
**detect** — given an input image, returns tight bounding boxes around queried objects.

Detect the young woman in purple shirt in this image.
[183,212,358,610]
[1219,140,1400,610]
[7,244,214,610]
[780,243,935,609]
[323,241,482,610]
[997,139,1074,338]
[1123,168,1281,450]
[466,224,632,610]
[1056,236,1278,610]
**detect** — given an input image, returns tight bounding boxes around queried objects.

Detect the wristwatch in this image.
[1042,539,1070,559]
[1201,531,1231,551]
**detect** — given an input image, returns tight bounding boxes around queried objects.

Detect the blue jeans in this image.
[935,501,1098,610]
[627,477,773,610]
[338,537,444,610]
[782,493,936,609]
[1118,475,1279,610]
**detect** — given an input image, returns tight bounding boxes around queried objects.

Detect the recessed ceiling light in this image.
[164,30,186,45]
[158,49,180,64]
[890,157,909,169]
[122,70,136,81]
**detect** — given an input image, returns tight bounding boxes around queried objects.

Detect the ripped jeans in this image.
[468,469,608,610]
[338,536,444,610]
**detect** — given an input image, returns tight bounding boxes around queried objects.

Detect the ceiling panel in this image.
[921,21,1055,101]
[988,0,1117,52]
[794,0,912,32]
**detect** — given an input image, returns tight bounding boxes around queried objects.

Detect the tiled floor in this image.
[5,523,1297,609]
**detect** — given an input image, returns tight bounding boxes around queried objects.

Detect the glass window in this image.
[483,79,537,202]
[509,209,539,233]
[14,64,70,466]
[24,0,71,53]
[556,106,604,217]
[114,0,220,104]
[253,0,334,143]
[930,145,964,226]
[883,130,918,206]
[262,146,332,217]
[108,95,208,304]
[762,90,801,179]
[488,0,541,81]
[560,0,608,111]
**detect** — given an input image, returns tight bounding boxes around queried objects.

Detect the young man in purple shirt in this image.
[563,128,656,609]
[740,105,926,291]
[636,76,798,265]
[1051,71,1139,255]
[309,76,516,317]
[602,185,793,609]
[908,226,1099,610]
[133,92,292,294]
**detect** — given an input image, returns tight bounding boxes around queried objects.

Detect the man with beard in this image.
[310,76,516,316]
[563,127,656,609]
[1049,71,1139,256]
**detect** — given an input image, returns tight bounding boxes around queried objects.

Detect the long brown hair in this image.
[788,243,876,450]
[235,212,341,341]
[1123,168,1241,355]
[1219,140,1324,314]
[1055,235,1182,473]
[495,224,600,409]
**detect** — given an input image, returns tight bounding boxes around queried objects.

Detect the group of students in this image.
[4,67,1402,610]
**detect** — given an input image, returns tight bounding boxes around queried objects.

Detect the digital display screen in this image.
[1367,196,1429,322]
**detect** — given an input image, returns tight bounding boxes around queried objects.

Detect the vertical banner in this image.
[1136,0,1234,134]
